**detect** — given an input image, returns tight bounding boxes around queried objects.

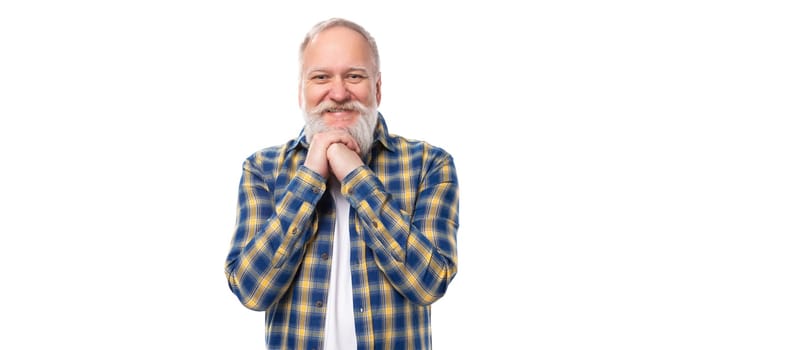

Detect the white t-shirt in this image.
[323,180,358,349]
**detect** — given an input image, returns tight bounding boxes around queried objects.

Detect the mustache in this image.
[308,100,369,115]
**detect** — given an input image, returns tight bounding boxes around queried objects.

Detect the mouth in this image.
[325,107,356,114]
[322,108,359,122]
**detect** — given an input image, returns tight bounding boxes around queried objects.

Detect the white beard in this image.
[302,100,378,157]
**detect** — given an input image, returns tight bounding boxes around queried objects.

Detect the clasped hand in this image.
[303,129,364,181]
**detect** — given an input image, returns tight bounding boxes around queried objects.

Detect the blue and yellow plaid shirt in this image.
[225,114,460,349]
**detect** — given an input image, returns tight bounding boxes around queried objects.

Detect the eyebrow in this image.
[304,66,370,76]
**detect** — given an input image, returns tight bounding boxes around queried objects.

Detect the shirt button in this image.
[315,301,323,307]
[320,253,329,261]
[291,228,298,235]
[372,221,379,228]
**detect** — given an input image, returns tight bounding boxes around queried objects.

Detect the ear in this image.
[375,73,382,105]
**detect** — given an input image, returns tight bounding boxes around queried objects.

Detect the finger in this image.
[340,137,361,154]
[326,132,360,154]
[313,130,361,155]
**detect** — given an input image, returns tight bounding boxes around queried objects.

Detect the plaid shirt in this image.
[225,114,459,350]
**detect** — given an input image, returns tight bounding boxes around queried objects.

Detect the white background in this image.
[1,1,810,349]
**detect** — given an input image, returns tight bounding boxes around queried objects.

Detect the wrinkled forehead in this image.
[301,26,376,75]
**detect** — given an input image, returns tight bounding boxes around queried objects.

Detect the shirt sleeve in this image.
[224,157,326,311]
[342,153,460,306]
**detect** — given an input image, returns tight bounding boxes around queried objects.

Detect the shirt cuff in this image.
[342,166,380,202]
[291,166,326,202]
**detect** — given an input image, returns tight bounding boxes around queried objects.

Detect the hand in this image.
[304,130,361,179]
[327,141,364,181]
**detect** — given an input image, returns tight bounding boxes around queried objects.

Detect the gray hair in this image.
[298,18,380,76]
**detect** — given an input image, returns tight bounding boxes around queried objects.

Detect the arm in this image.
[224,157,326,311]
[343,153,460,305]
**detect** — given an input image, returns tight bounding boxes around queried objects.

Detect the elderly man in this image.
[225,18,460,350]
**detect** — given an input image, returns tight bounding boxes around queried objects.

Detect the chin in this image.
[323,116,359,129]
[302,102,377,156]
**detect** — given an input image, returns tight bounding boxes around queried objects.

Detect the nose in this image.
[328,78,350,102]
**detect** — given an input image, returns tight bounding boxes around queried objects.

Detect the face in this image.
[300,26,382,155]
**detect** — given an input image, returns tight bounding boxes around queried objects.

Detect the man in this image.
[224,18,460,349]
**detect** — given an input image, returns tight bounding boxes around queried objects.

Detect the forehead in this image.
[302,26,373,71]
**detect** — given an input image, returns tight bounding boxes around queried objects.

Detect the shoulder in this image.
[383,133,458,186]
[375,114,453,161]
[386,132,454,161]
[243,138,301,170]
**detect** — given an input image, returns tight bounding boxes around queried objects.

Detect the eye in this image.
[346,74,366,83]
[311,74,329,82]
